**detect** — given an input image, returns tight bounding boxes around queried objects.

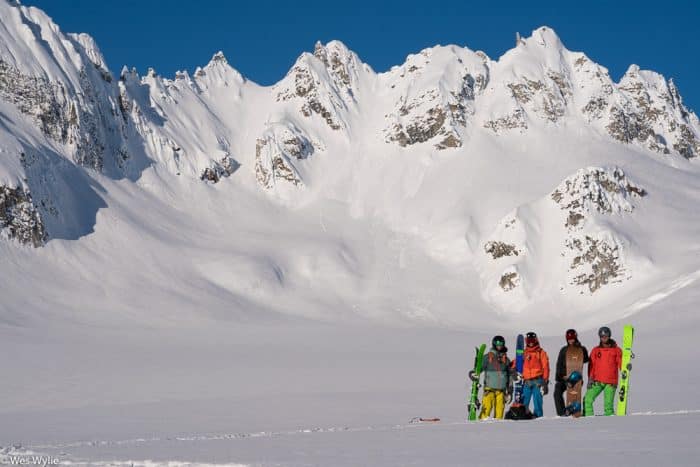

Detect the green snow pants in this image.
[584,382,616,416]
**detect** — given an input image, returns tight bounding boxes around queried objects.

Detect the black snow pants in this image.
[554,381,567,416]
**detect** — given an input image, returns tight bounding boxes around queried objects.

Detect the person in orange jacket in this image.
[584,326,622,416]
[521,331,550,418]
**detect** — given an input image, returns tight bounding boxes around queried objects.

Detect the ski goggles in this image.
[493,340,505,346]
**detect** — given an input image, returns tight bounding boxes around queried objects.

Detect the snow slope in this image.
[0,0,699,328]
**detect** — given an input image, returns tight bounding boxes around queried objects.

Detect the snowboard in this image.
[505,334,533,420]
[616,324,635,416]
[468,343,487,421]
[513,334,525,405]
[565,346,585,417]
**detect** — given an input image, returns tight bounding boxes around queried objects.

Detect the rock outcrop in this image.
[0,185,46,247]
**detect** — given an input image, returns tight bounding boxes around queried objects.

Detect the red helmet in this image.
[526,331,538,346]
[566,329,577,341]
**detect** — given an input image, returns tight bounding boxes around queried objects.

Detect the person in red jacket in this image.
[584,326,622,416]
[521,331,550,418]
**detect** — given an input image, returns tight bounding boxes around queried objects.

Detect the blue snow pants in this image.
[522,377,544,418]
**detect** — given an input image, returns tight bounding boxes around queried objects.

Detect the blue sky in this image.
[26,0,700,110]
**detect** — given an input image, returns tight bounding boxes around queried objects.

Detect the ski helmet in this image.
[492,335,505,348]
[565,329,578,341]
[567,401,582,414]
[568,371,583,384]
[598,326,612,338]
[525,331,538,346]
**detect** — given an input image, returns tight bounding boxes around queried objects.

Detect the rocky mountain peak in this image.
[193,50,245,87]
[526,26,565,50]
[209,51,228,64]
[382,45,490,149]
[273,41,367,131]
[312,40,365,90]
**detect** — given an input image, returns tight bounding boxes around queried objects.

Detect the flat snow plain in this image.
[2,271,699,466]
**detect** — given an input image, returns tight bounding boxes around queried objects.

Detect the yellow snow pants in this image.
[479,388,506,419]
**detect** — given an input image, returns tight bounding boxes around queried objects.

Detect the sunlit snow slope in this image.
[1,0,699,330]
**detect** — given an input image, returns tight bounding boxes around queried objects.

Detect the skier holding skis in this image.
[521,331,550,418]
[584,326,622,416]
[554,329,589,416]
[471,335,514,419]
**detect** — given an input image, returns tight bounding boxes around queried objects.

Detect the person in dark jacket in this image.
[584,326,622,416]
[553,328,589,416]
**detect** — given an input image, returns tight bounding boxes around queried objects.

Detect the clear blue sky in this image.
[25,0,700,111]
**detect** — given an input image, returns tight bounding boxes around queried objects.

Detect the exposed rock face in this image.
[0,59,70,144]
[313,41,353,88]
[483,109,528,133]
[255,124,313,189]
[477,34,700,161]
[481,166,648,302]
[484,241,520,259]
[0,55,128,173]
[499,268,520,292]
[552,167,645,293]
[596,66,700,158]
[566,234,626,293]
[274,41,362,131]
[384,83,472,149]
[551,167,647,229]
[201,155,239,183]
[384,46,489,149]
[0,185,46,247]
[504,71,570,123]
[276,62,344,130]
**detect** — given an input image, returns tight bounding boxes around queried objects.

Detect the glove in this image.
[468,370,479,382]
[505,391,512,404]
[541,380,549,396]
[626,363,632,371]
[587,380,594,390]
[513,373,523,384]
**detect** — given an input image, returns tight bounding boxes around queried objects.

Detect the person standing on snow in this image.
[471,335,514,419]
[584,326,622,416]
[553,329,589,416]
[521,331,550,418]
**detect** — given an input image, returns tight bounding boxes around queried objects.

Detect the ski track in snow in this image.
[24,409,700,451]
[628,269,700,313]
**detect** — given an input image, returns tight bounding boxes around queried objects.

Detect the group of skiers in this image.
[470,327,622,419]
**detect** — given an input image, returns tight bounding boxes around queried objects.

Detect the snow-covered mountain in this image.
[1,0,699,329]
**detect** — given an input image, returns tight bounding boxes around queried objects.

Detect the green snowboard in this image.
[468,344,487,421]
[616,324,635,416]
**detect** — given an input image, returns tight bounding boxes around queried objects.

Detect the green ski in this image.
[616,324,635,416]
[468,344,487,421]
